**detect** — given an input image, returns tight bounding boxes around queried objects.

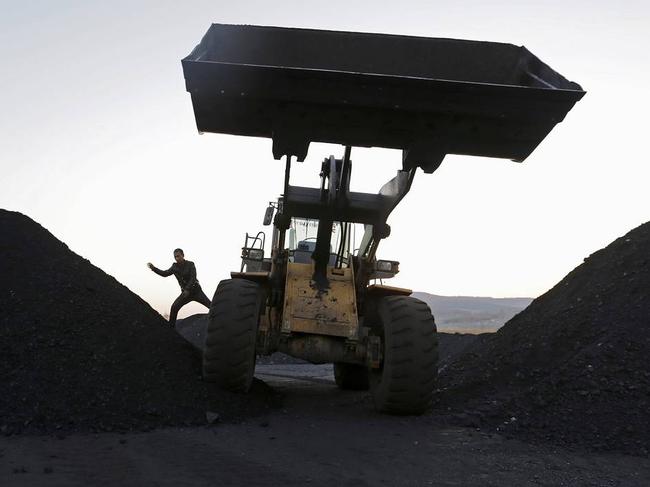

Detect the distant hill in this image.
[411,293,533,333]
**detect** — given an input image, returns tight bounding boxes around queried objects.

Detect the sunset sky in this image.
[2,0,648,319]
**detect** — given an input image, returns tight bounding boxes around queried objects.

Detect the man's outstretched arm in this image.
[148,262,174,277]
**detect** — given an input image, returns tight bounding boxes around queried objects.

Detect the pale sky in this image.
[1,0,648,319]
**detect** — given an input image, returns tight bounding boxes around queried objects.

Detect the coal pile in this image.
[0,210,276,435]
[437,333,487,368]
[175,313,208,350]
[439,221,650,455]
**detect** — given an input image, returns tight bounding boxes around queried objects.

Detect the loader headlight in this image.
[376,260,399,273]
[377,260,392,272]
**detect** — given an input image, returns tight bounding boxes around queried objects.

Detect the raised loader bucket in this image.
[182,24,584,171]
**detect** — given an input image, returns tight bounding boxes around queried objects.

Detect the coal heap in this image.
[439,221,650,454]
[0,210,275,435]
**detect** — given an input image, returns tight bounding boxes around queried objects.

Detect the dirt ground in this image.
[2,363,649,487]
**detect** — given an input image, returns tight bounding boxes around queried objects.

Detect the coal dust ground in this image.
[2,360,650,487]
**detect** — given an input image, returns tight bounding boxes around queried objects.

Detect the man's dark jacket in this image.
[151,261,200,292]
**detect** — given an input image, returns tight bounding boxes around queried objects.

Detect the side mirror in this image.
[263,205,274,226]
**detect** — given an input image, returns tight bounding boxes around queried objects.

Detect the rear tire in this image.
[203,279,262,392]
[369,296,438,415]
[334,363,370,390]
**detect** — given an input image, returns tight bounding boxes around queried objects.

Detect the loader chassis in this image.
[203,145,441,413]
[234,147,422,373]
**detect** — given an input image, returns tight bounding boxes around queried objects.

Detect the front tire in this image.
[203,279,262,392]
[369,296,438,415]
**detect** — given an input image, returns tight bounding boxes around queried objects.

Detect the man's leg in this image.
[192,286,212,309]
[169,293,191,328]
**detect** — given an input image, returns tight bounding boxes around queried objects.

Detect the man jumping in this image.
[148,248,211,328]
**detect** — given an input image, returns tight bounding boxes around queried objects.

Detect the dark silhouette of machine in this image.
[182,24,584,413]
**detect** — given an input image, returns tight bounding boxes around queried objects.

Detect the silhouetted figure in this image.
[148,248,211,328]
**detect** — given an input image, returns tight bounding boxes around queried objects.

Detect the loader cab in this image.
[287,218,348,267]
[261,200,400,279]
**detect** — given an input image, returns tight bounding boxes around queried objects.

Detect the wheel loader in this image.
[182,24,584,414]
